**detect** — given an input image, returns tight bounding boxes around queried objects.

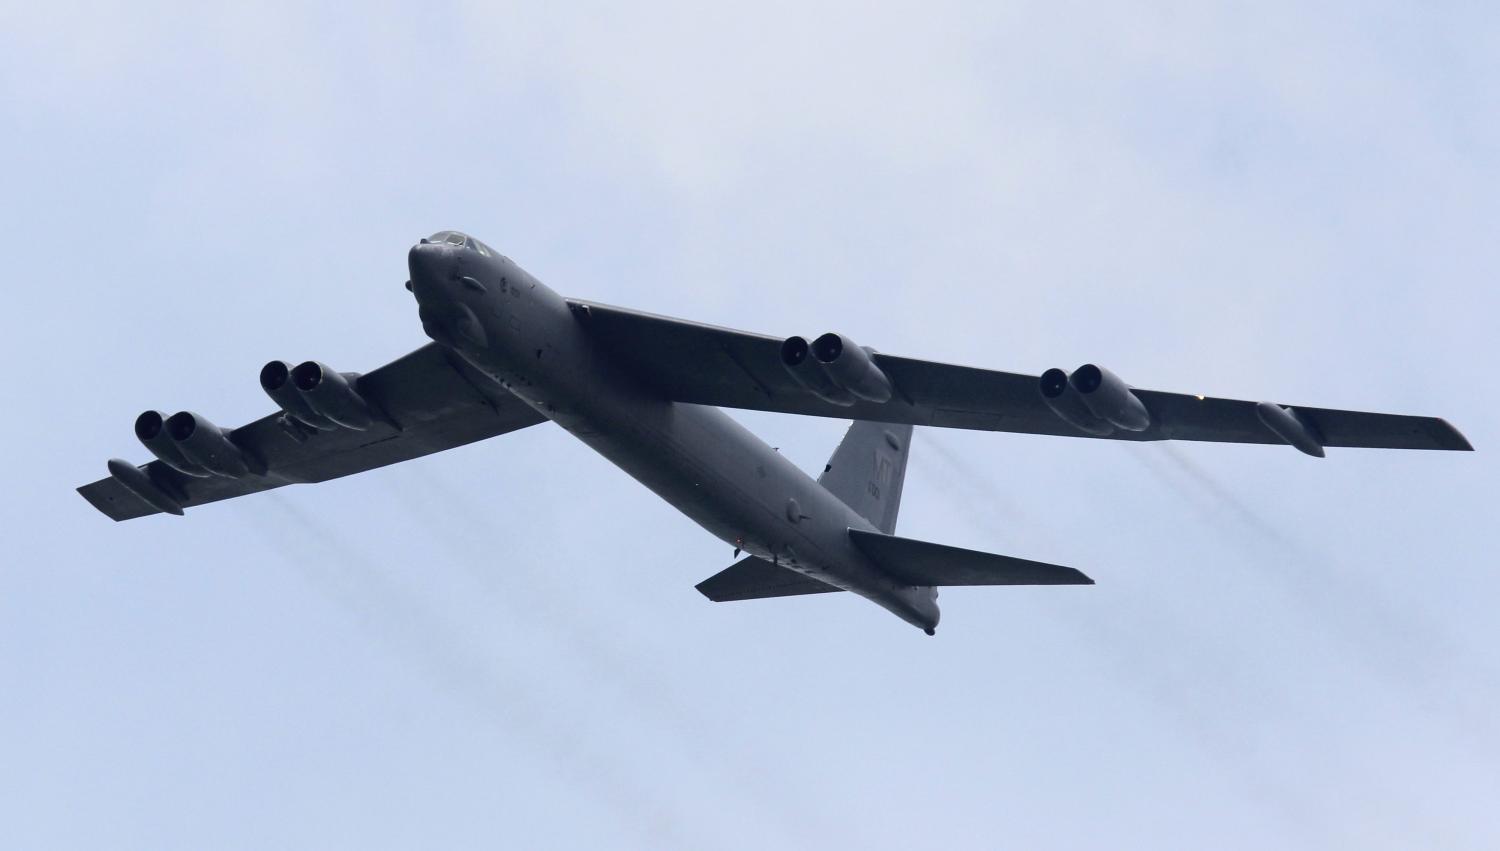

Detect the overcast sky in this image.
[2,3,1497,849]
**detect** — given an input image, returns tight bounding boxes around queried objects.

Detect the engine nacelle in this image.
[1037,369,1114,436]
[165,411,260,478]
[1070,364,1151,432]
[291,361,379,430]
[260,360,336,431]
[135,409,211,477]
[810,333,893,403]
[780,337,856,406]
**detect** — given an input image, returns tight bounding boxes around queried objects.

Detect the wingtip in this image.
[1439,419,1475,451]
[1066,567,1096,586]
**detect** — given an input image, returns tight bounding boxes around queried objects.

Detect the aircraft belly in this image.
[447,290,938,629]
[561,398,938,627]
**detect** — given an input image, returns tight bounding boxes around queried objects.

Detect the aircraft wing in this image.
[78,343,547,521]
[566,299,1471,453]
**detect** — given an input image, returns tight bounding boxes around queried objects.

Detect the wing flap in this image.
[695,557,842,602]
[849,528,1094,587]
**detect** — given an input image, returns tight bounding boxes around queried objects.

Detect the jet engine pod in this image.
[780,336,856,406]
[1069,364,1151,432]
[260,360,336,431]
[165,411,259,478]
[1038,369,1114,436]
[134,409,211,477]
[810,333,893,403]
[291,361,378,430]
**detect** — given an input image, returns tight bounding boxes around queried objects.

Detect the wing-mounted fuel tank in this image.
[780,332,894,406]
[1039,364,1152,434]
[1255,401,1325,458]
[106,458,185,516]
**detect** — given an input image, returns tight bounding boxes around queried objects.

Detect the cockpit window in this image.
[424,231,495,256]
[426,230,469,248]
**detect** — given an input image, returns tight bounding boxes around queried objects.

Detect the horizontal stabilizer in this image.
[849,528,1093,587]
[696,557,842,602]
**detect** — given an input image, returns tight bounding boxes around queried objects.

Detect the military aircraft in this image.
[78,231,1473,634]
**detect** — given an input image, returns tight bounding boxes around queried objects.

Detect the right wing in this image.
[567,299,1471,453]
[78,343,547,521]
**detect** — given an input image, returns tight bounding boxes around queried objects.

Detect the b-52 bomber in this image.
[79,232,1472,634]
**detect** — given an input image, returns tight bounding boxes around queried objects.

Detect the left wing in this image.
[79,343,547,521]
[567,300,1471,454]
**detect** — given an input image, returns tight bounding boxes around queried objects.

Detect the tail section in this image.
[818,421,912,534]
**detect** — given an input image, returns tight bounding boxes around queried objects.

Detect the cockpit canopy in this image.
[425,231,496,257]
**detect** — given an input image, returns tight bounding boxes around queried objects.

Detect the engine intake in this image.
[1069,364,1151,432]
[1037,369,1113,436]
[780,337,856,406]
[291,361,380,430]
[260,360,336,430]
[166,411,260,478]
[810,333,893,403]
[135,409,212,476]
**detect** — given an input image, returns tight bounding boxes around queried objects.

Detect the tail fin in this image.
[818,421,912,534]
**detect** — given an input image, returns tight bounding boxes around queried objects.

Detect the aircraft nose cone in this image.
[407,241,454,303]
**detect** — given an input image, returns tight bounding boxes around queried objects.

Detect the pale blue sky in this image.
[2,3,1497,849]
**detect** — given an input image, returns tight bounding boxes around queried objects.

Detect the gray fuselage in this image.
[407,236,939,631]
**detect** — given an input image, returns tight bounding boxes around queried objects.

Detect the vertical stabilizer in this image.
[817,420,912,534]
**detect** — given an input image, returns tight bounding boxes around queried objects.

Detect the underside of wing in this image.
[567,299,1471,454]
[78,343,547,521]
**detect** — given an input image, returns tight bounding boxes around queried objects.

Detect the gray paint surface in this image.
[5,5,1499,850]
[80,233,1458,631]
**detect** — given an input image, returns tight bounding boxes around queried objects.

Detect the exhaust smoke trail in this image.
[1144,443,1500,764]
[384,465,844,848]
[915,431,1060,545]
[252,493,697,851]
[915,430,1452,847]
[1149,444,1496,681]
